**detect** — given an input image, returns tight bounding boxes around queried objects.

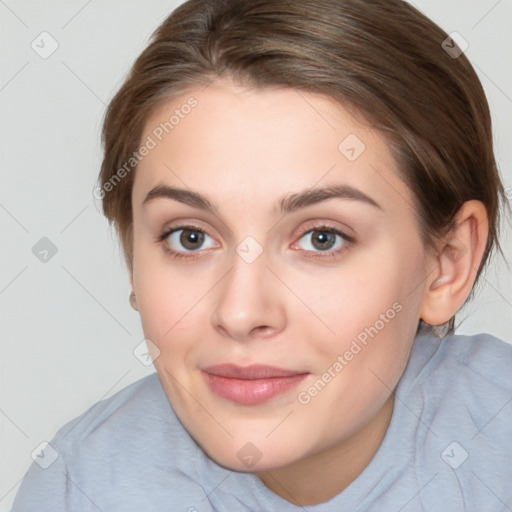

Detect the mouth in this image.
[202,364,309,405]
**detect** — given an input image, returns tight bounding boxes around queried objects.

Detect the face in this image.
[131,78,432,472]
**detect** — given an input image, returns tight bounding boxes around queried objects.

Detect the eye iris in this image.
[180,229,204,250]
[312,230,336,250]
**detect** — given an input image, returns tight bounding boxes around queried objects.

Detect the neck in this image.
[257,394,395,506]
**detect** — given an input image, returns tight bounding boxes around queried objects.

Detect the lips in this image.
[202,364,309,405]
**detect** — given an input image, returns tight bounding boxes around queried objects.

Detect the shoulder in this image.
[401,331,512,432]
[53,372,198,463]
[439,332,512,384]
[56,372,168,441]
[396,332,512,510]
[12,373,215,511]
[405,331,512,393]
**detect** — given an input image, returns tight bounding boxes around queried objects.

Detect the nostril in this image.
[252,325,272,337]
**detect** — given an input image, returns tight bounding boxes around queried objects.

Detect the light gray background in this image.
[1,1,511,509]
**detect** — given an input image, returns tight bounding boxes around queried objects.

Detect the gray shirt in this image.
[11,332,512,511]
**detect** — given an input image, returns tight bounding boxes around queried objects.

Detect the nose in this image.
[210,249,287,342]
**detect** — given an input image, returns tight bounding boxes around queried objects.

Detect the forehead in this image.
[133,79,415,218]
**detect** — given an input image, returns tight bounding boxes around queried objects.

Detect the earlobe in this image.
[129,291,139,311]
[129,270,139,311]
[420,200,489,326]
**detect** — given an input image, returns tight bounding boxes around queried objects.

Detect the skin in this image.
[130,77,488,505]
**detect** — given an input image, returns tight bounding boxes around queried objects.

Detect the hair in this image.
[98,0,507,335]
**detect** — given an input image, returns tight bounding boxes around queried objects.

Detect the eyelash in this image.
[156,224,354,261]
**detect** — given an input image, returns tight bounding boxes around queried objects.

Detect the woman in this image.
[12,0,511,510]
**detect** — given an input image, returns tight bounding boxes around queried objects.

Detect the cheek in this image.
[296,267,421,431]
[310,243,425,364]
[308,265,403,343]
[132,244,197,341]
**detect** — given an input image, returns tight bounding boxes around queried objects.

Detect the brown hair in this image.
[98,0,507,334]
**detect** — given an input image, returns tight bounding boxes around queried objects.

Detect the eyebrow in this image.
[142,184,382,215]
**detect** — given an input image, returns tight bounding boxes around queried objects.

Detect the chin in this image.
[197,435,308,474]
[209,451,288,474]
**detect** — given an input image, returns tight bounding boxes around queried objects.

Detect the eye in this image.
[295,226,351,257]
[159,226,217,257]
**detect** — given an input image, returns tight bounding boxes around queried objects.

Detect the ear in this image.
[129,272,138,311]
[419,200,489,326]
[129,291,139,311]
